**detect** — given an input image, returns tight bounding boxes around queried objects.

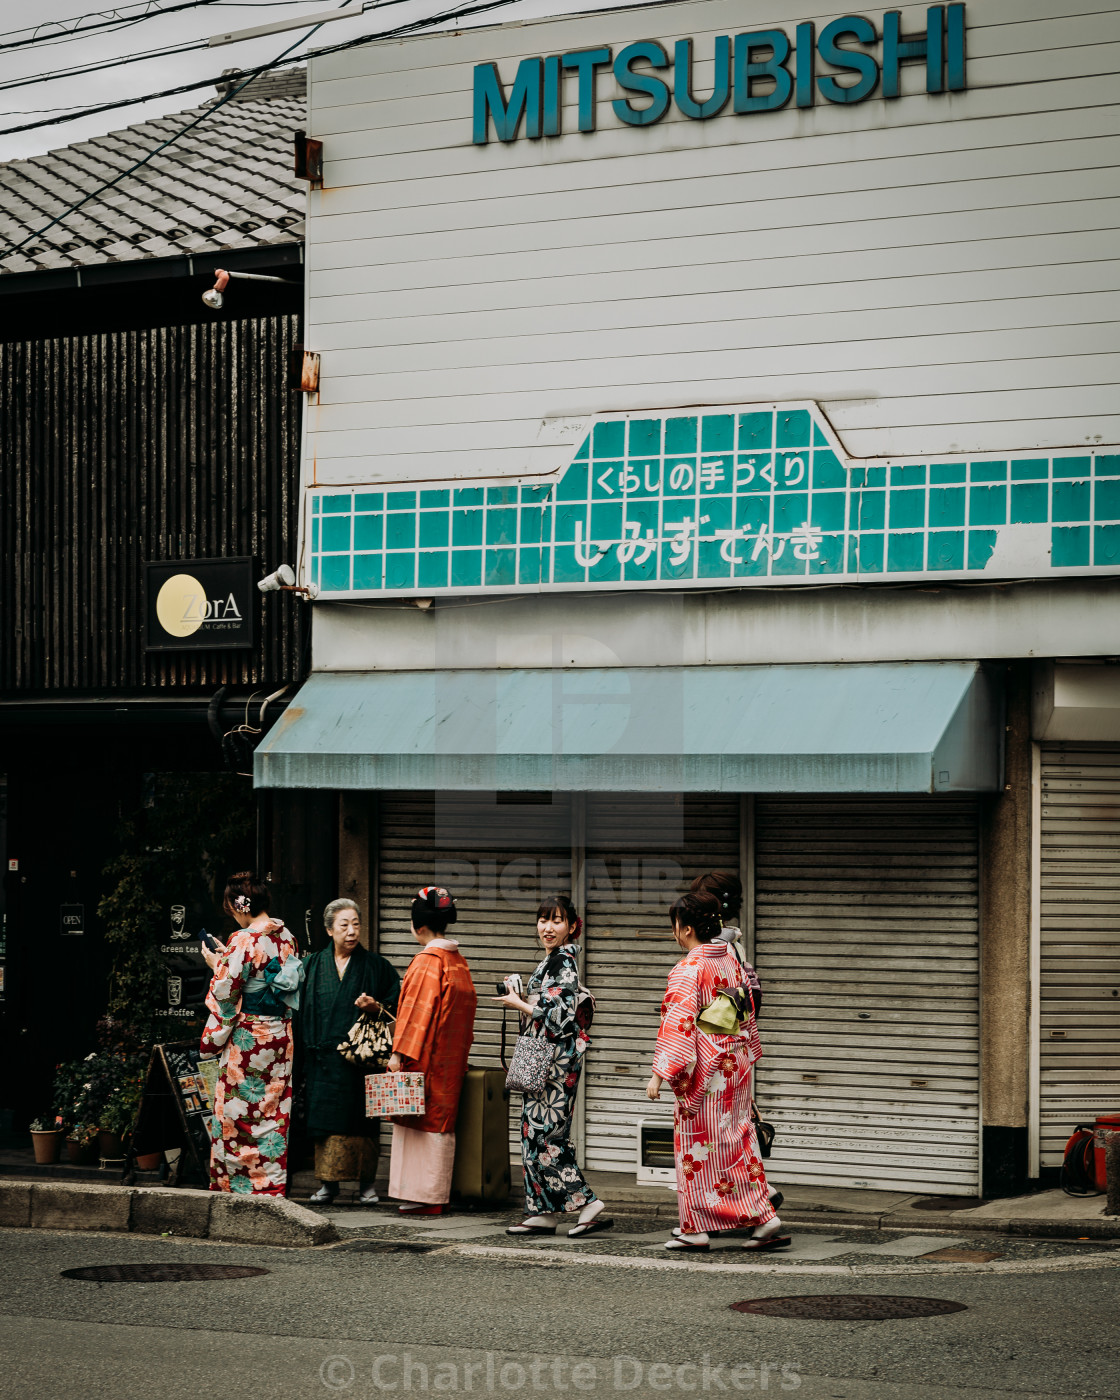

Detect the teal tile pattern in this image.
[309,406,1120,594]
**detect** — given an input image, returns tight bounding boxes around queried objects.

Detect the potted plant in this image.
[29,1116,63,1164]
[66,1122,99,1166]
[55,1042,147,1159]
[98,1064,144,1160]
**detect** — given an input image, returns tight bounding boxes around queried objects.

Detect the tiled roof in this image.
[0,70,306,277]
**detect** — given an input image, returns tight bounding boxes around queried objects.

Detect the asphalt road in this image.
[0,1225,1117,1400]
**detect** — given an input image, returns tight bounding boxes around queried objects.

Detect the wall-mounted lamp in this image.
[202,267,296,310]
[258,564,296,592]
[258,564,319,600]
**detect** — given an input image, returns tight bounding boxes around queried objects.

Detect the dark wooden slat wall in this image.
[0,314,303,691]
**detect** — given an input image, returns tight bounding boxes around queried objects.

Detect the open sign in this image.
[60,904,84,937]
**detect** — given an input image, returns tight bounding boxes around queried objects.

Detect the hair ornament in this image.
[417,885,454,910]
[232,894,251,913]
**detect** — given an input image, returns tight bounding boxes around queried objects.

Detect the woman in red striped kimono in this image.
[647,890,786,1252]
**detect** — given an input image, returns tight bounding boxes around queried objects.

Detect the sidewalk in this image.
[577,1171,1120,1241]
[5,1149,1116,1241]
[286,1162,1120,1242]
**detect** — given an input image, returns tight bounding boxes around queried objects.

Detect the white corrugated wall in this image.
[374,791,574,1161]
[1038,745,1120,1169]
[373,789,983,1192]
[582,793,740,1172]
[753,797,981,1195]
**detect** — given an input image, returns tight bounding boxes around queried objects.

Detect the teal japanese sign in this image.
[473,6,965,144]
[308,403,1120,598]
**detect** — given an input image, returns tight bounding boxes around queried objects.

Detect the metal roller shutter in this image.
[583,793,740,1173]
[1038,745,1120,1169]
[754,797,980,1195]
[376,792,573,1161]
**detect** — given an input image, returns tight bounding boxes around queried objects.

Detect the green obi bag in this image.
[696,985,754,1037]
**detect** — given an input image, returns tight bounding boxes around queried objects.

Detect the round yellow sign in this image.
[155,573,206,638]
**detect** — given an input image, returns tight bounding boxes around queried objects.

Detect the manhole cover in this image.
[911,1196,982,1211]
[731,1294,967,1321]
[61,1264,268,1283]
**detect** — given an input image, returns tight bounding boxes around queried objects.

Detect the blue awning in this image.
[255,662,1001,793]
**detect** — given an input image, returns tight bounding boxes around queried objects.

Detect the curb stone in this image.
[0,1178,336,1247]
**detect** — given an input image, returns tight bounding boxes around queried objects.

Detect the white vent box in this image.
[636,1118,676,1186]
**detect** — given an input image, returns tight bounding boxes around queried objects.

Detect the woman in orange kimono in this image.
[386,886,477,1215]
[647,890,786,1252]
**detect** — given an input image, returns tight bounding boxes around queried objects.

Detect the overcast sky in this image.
[0,0,641,163]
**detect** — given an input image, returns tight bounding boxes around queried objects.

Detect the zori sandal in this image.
[568,1216,614,1239]
[664,1236,710,1251]
[506,1221,557,1235]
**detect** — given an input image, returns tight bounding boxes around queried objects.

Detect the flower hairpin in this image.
[417,885,453,909]
[232,894,251,913]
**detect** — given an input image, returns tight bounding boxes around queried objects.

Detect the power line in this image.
[0,4,346,260]
[0,38,210,96]
[0,0,336,56]
[0,61,285,136]
[0,0,524,260]
[0,0,515,137]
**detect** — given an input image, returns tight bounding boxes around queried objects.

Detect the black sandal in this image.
[567,1216,614,1238]
[664,1236,709,1251]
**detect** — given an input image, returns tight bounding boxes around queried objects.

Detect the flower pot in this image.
[97,1130,124,1159]
[135,1151,162,1171]
[66,1137,98,1166]
[30,1130,62,1165]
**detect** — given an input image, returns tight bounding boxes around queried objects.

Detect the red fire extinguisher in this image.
[1093,1114,1120,1192]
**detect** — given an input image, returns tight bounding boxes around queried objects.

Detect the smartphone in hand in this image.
[200,929,224,954]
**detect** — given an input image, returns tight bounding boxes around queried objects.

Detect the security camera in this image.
[258,564,296,594]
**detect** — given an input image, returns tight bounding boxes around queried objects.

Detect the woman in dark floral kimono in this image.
[495,896,611,1239]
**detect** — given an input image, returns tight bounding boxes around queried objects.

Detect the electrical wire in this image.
[0,1,349,259]
[0,0,336,56]
[0,37,210,96]
[0,0,542,261]
[0,0,370,100]
[0,0,527,137]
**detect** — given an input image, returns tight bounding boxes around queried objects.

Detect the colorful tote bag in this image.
[364,1071,425,1117]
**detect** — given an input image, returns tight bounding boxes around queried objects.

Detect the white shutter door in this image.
[754,797,980,1195]
[1039,745,1120,1169]
[583,793,740,1172]
[376,792,573,1160]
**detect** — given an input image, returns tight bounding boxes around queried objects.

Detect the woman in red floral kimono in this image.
[647,890,786,1252]
[201,872,300,1197]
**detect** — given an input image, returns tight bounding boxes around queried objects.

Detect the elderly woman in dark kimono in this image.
[300,899,400,1204]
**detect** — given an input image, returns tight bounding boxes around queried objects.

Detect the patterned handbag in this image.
[365,1071,425,1117]
[337,1009,395,1071]
[500,1011,552,1094]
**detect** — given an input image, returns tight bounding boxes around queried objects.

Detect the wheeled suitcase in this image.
[451,1067,512,1203]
